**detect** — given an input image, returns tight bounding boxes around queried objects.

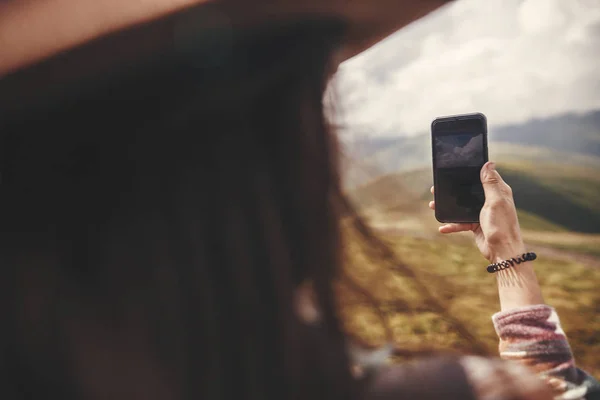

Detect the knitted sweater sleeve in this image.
[486,304,600,399]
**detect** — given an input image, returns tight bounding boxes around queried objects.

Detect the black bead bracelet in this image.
[487,252,537,273]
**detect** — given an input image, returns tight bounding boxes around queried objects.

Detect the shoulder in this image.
[364,355,552,400]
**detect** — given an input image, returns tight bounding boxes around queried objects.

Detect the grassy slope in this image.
[490,142,600,170]
[517,209,567,232]
[497,162,600,234]
[351,172,418,212]
[341,234,600,377]
[352,161,600,234]
[522,231,600,258]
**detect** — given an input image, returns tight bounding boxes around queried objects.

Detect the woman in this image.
[0,0,597,399]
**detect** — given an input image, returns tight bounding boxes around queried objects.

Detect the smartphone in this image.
[431,113,489,223]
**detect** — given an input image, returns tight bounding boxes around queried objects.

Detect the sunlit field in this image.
[340,228,600,376]
[341,168,600,376]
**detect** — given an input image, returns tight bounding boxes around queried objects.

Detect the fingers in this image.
[429,201,435,210]
[439,223,476,234]
[430,186,434,195]
[481,162,512,203]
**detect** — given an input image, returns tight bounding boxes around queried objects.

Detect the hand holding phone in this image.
[431,113,488,223]
[429,116,543,310]
[429,161,544,312]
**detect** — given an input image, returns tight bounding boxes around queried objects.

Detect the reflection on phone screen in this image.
[435,133,485,222]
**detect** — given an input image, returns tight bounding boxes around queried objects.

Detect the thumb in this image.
[480,162,508,201]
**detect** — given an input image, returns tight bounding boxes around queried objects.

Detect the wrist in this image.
[488,242,527,263]
[489,250,543,312]
[496,266,544,311]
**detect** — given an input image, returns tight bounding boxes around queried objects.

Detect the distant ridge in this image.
[492,110,600,158]
[343,109,600,187]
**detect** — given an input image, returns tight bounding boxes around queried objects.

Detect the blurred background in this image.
[334,0,600,375]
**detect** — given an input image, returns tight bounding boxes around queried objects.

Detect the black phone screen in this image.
[432,116,488,223]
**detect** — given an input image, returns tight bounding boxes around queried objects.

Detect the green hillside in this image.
[517,210,567,232]
[350,161,600,234]
[350,168,431,212]
[497,162,600,234]
[489,143,600,169]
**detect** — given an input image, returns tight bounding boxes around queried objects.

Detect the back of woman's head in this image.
[0,18,360,399]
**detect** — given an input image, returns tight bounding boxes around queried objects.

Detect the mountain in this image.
[343,110,600,186]
[492,110,600,158]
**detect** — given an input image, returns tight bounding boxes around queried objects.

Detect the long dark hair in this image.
[0,16,368,400]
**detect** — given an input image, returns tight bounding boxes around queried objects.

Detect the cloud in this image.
[336,0,600,137]
[436,134,485,168]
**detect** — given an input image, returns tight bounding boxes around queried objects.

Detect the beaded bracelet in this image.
[487,252,537,273]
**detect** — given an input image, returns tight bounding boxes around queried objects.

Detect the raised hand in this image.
[429,161,543,311]
[429,162,525,262]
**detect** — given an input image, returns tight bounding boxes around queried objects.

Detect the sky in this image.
[336,0,600,137]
